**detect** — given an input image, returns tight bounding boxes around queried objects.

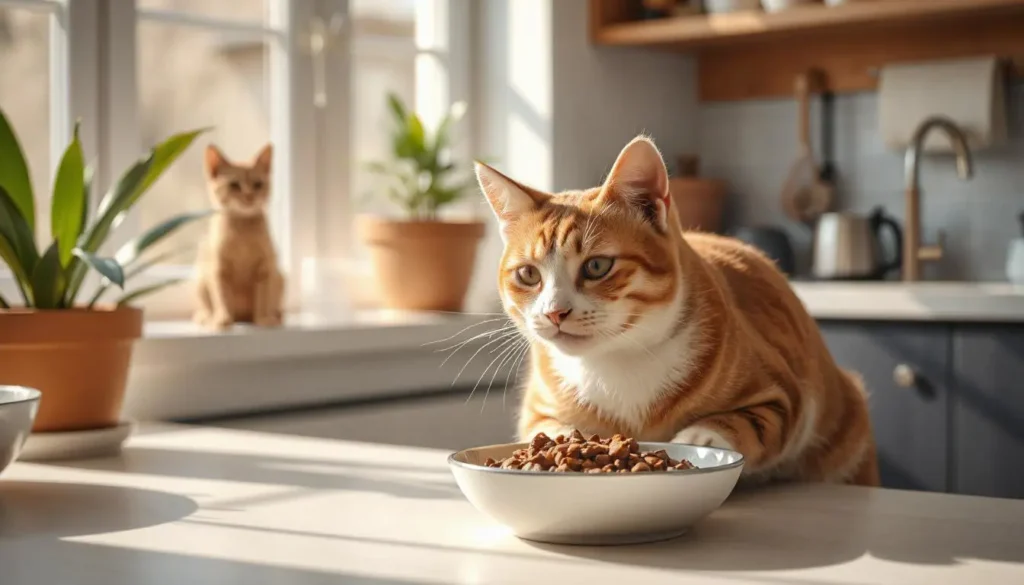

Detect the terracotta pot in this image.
[358,217,485,312]
[0,306,143,432]
[669,177,727,233]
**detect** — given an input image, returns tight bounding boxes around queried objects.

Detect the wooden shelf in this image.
[590,0,1024,101]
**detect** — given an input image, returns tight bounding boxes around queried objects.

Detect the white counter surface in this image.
[790,281,1024,322]
[2,424,1023,584]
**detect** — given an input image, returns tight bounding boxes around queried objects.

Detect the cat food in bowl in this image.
[449,431,744,545]
[0,386,41,477]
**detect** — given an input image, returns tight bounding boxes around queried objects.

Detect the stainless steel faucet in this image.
[902,116,974,282]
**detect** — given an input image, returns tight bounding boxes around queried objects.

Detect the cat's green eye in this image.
[581,256,615,280]
[515,265,541,287]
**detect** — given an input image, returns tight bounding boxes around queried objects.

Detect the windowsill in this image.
[137,309,495,366]
[126,309,513,422]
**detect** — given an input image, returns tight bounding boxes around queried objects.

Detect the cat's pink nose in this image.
[545,308,572,326]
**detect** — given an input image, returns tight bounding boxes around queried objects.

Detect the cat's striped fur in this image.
[476,136,879,486]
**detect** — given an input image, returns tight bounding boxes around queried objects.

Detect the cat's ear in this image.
[204,145,229,180]
[475,162,548,240]
[600,135,672,233]
[254,143,273,173]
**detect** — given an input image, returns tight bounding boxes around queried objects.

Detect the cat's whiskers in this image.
[481,336,530,413]
[451,330,523,388]
[503,338,533,411]
[436,324,518,366]
[465,332,525,405]
[422,317,511,347]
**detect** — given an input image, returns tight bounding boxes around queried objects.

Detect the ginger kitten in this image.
[194,143,284,330]
[477,135,879,486]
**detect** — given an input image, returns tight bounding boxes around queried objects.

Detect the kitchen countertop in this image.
[790,281,1024,322]
[2,424,1023,584]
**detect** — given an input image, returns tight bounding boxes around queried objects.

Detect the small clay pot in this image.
[358,217,485,312]
[0,306,143,432]
[668,177,727,233]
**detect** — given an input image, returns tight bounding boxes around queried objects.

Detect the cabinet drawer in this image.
[953,327,1024,499]
[818,322,951,493]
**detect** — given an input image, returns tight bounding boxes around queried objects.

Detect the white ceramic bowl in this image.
[0,386,41,476]
[449,441,744,545]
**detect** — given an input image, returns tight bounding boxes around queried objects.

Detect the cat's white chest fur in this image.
[550,321,699,432]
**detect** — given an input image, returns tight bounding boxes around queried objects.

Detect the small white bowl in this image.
[449,441,744,545]
[0,386,41,476]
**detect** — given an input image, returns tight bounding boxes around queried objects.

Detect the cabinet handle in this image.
[893,364,917,388]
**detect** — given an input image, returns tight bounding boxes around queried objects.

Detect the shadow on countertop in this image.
[524,483,1024,572]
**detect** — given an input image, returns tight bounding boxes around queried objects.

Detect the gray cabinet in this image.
[818,322,951,493]
[952,327,1024,499]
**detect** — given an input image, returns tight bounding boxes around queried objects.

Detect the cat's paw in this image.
[207,312,234,331]
[673,425,735,450]
[254,312,283,327]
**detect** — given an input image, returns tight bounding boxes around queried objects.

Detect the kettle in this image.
[812,206,903,280]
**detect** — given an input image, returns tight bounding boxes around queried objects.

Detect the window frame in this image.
[0,0,476,322]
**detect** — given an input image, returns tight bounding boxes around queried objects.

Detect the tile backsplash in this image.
[698,82,1024,281]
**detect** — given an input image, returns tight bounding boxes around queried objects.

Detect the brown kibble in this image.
[480,432,693,474]
[608,440,629,459]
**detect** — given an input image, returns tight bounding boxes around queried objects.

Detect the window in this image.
[0,0,471,322]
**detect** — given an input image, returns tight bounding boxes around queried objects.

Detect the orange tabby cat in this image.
[194,143,284,330]
[476,135,879,486]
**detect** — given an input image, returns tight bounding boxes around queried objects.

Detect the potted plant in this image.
[358,93,485,312]
[0,108,207,433]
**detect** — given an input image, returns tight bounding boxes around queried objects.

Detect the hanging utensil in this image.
[781,70,833,227]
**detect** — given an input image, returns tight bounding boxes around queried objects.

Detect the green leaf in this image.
[51,123,86,266]
[136,127,208,201]
[116,277,183,306]
[433,100,467,153]
[0,107,35,232]
[0,233,31,304]
[386,92,407,125]
[64,157,152,305]
[64,128,205,306]
[0,185,39,280]
[73,248,124,289]
[80,165,93,242]
[86,246,192,308]
[114,210,213,267]
[30,241,66,309]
